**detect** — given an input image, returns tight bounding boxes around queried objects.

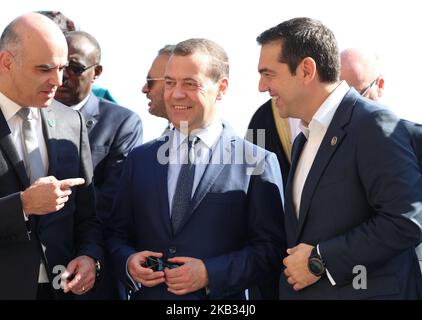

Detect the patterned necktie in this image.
[17,108,45,183]
[171,135,199,233]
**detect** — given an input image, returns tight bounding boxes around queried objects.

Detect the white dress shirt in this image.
[168,119,223,214]
[291,81,350,286]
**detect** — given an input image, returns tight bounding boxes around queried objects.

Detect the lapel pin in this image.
[331,136,337,146]
[86,119,95,128]
[47,119,55,127]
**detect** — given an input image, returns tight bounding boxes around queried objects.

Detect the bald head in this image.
[0,13,68,107]
[340,48,384,101]
[3,13,67,60]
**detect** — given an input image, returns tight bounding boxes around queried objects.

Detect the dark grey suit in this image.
[0,102,102,300]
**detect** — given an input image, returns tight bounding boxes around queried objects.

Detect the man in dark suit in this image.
[340,47,422,273]
[257,17,422,299]
[106,38,285,300]
[0,13,102,300]
[54,31,142,299]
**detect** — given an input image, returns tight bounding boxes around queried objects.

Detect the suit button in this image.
[168,247,177,254]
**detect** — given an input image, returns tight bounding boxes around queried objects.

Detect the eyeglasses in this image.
[65,63,98,76]
[360,78,378,96]
[146,77,165,89]
[142,256,180,272]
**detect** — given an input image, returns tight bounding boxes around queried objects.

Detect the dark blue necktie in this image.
[171,136,199,233]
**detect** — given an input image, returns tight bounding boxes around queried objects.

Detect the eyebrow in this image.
[258,67,275,74]
[35,63,68,70]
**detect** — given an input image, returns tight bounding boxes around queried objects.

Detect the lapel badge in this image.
[47,119,56,127]
[86,119,95,128]
[331,136,338,146]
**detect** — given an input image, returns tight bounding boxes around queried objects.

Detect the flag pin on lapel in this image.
[331,136,337,146]
[47,119,55,127]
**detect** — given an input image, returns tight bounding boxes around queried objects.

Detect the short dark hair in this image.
[173,38,229,82]
[66,31,101,63]
[257,17,339,83]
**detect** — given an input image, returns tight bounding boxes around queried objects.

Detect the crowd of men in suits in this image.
[0,12,421,300]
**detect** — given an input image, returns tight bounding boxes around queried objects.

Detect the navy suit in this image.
[106,123,286,300]
[0,103,102,300]
[280,88,422,299]
[76,94,142,299]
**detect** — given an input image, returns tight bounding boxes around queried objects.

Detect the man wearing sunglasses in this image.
[53,31,143,299]
[142,45,175,120]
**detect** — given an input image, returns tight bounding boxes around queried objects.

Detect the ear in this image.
[92,64,103,82]
[216,78,228,100]
[300,57,317,84]
[0,51,15,72]
[376,77,384,97]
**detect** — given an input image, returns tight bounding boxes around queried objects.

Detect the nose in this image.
[51,69,63,87]
[142,82,148,94]
[258,76,268,93]
[171,85,187,99]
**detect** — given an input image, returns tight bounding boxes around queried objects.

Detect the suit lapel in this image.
[154,134,172,235]
[174,124,232,234]
[0,110,29,187]
[40,107,57,177]
[79,95,100,133]
[296,89,358,241]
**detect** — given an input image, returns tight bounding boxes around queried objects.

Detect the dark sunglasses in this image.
[146,77,165,89]
[142,256,180,272]
[65,63,98,76]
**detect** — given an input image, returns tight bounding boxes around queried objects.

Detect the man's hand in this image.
[21,176,85,215]
[127,251,165,287]
[61,255,96,295]
[165,257,208,295]
[283,243,320,291]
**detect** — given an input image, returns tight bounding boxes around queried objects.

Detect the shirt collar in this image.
[300,81,350,139]
[0,91,40,121]
[72,94,91,111]
[172,118,223,151]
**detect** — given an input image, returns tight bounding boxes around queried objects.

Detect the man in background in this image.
[54,30,142,299]
[340,47,422,273]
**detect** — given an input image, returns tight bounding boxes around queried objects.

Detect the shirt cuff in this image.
[317,244,336,286]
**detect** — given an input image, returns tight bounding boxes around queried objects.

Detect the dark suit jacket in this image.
[247,99,290,188]
[76,95,142,300]
[281,89,422,299]
[78,95,142,223]
[106,123,286,300]
[0,103,102,300]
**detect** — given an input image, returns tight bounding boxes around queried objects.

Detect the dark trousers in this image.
[36,283,54,300]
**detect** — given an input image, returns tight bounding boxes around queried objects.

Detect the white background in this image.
[2,0,421,142]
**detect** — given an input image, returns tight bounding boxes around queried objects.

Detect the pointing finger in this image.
[59,178,85,189]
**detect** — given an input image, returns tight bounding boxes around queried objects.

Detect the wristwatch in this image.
[308,247,325,277]
[95,260,101,280]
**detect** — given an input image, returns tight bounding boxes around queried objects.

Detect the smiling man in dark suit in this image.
[0,13,102,300]
[54,31,142,299]
[257,17,422,299]
[106,38,285,300]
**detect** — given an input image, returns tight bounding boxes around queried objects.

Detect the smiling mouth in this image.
[173,105,192,110]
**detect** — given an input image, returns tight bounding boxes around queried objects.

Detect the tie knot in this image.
[17,107,31,120]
